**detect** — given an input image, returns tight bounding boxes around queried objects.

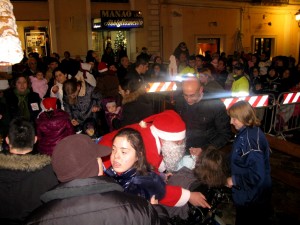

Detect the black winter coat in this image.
[175,95,231,150]
[115,86,153,129]
[26,177,169,225]
[0,153,58,224]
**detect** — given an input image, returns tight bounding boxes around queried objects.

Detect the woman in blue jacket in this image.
[227,101,272,225]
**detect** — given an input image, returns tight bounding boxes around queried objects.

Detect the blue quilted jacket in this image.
[230,126,272,206]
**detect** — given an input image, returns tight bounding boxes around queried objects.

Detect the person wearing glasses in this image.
[175,76,231,155]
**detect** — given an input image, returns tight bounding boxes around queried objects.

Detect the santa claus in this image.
[99,110,210,208]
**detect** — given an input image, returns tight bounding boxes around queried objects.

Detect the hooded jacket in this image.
[0,153,58,224]
[36,109,75,155]
[116,86,153,129]
[26,177,169,225]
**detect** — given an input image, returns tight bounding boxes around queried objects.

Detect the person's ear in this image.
[34,136,38,144]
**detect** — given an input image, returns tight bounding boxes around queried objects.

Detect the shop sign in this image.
[99,10,144,29]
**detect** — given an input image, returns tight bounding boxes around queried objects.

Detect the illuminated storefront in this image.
[92,10,143,62]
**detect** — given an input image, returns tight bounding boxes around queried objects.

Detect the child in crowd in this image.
[227,100,272,225]
[29,70,48,99]
[193,145,229,187]
[82,117,99,141]
[102,97,122,132]
[104,128,166,202]
[36,97,74,156]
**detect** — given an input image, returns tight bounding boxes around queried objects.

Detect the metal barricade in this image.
[146,81,178,113]
[220,94,276,134]
[272,92,300,140]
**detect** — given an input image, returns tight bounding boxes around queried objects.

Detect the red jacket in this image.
[36,109,75,155]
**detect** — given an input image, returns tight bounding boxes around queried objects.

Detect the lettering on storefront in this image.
[99,10,144,29]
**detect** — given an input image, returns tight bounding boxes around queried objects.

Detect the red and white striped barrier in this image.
[146,82,177,93]
[282,92,300,105]
[221,95,269,109]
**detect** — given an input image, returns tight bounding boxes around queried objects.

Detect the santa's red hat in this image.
[41,97,57,111]
[143,110,186,141]
[98,62,108,73]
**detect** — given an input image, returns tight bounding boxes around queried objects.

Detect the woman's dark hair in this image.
[52,66,67,77]
[119,77,143,93]
[112,128,152,175]
[12,74,31,89]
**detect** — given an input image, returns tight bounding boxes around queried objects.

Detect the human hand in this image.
[150,195,158,205]
[189,147,202,157]
[164,172,173,183]
[189,191,211,208]
[92,106,100,112]
[71,119,79,126]
[226,177,233,188]
[97,158,103,176]
[52,85,59,94]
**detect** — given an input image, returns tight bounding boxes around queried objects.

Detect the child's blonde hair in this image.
[227,100,261,127]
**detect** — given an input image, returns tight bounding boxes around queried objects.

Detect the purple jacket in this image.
[36,109,75,155]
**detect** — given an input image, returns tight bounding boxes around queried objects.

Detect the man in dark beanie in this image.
[26,134,169,225]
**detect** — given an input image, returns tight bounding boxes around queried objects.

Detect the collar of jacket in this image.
[122,86,146,105]
[105,167,137,189]
[233,74,244,81]
[40,176,123,203]
[0,153,51,172]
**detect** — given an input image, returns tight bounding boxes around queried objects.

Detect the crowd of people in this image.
[0,42,294,224]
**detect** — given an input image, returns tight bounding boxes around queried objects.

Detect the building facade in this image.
[12,0,300,62]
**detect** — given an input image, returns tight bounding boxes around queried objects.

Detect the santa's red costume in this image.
[99,110,190,207]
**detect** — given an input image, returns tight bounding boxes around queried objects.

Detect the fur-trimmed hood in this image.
[0,153,51,172]
[122,86,146,105]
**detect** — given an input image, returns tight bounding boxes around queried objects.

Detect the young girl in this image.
[101,97,122,132]
[29,70,48,99]
[105,128,166,202]
[227,100,272,225]
[36,97,74,155]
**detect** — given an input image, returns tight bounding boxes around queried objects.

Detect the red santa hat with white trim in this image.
[98,62,108,73]
[40,97,58,112]
[142,110,186,141]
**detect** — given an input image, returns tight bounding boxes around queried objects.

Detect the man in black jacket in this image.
[0,118,58,224]
[26,134,169,225]
[175,77,232,155]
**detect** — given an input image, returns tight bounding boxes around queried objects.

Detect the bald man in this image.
[175,77,231,154]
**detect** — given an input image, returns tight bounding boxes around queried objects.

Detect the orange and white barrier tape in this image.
[221,95,269,109]
[146,82,177,93]
[282,92,300,105]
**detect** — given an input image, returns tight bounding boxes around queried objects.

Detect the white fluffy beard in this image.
[161,140,186,172]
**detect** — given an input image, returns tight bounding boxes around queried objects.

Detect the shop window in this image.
[24,26,49,57]
[197,38,220,56]
[252,36,275,59]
